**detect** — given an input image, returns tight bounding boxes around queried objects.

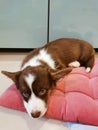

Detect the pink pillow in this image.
[1,58,98,126]
[0,84,26,112]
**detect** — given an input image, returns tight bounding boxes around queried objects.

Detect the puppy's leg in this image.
[68,61,80,68]
[85,56,95,72]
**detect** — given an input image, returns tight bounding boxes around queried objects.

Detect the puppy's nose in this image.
[31,111,41,118]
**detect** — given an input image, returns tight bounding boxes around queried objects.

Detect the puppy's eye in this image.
[39,89,47,96]
[22,91,29,98]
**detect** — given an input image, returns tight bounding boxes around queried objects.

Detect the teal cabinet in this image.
[49,0,98,48]
[0,0,48,48]
[0,0,98,49]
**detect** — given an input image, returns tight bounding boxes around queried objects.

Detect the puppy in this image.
[2,38,95,118]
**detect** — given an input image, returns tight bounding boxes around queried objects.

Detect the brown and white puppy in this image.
[2,38,95,118]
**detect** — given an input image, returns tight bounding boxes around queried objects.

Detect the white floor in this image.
[0,52,26,93]
[0,52,69,130]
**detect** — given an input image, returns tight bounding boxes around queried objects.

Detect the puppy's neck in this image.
[39,60,54,70]
[21,49,56,70]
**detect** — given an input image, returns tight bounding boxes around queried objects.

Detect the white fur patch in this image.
[23,92,47,117]
[68,61,80,68]
[86,67,91,73]
[25,74,35,89]
[21,49,55,70]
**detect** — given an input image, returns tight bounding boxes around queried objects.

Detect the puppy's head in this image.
[2,66,72,118]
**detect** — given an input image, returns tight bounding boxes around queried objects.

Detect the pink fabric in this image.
[1,59,98,125]
[0,84,26,112]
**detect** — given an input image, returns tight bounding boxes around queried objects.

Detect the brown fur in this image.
[22,38,95,70]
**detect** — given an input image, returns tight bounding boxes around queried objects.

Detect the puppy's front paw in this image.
[86,67,91,73]
[68,61,80,68]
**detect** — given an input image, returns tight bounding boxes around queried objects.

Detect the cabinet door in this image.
[49,0,98,48]
[0,0,48,48]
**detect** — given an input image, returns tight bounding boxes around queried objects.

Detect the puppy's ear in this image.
[50,68,72,81]
[1,70,21,88]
